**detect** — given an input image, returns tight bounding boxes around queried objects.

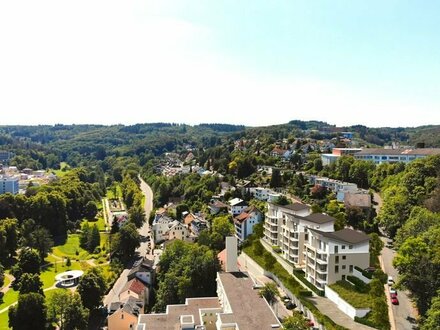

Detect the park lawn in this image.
[83,216,106,231]
[2,274,11,290]
[0,311,9,330]
[106,184,122,199]
[0,289,18,311]
[40,261,90,289]
[329,281,373,308]
[52,234,90,260]
[44,254,61,264]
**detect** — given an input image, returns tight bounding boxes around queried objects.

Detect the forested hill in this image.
[1,121,440,170]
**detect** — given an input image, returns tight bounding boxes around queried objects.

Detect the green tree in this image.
[11,248,41,282]
[30,227,53,260]
[369,233,384,259]
[270,168,282,188]
[212,215,234,239]
[18,273,44,295]
[77,268,106,310]
[80,222,90,250]
[84,201,98,220]
[88,224,100,252]
[0,218,19,263]
[128,205,145,228]
[64,293,89,330]
[283,311,310,330]
[9,293,47,330]
[112,222,140,261]
[0,263,4,288]
[313,158,323,172]
[422,291,440,330]
[371,297,389,327]
[47,290,70,329]
[258,282,278,305]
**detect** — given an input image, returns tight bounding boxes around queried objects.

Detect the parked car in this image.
[285,301,295,310]
[387,276,394,286]
[390,292,397,299]
[391,296,399,305]
[389,287,397,295]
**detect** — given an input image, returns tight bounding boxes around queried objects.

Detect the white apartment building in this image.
[304,228,370,289]
[263,202,335,265]
[233,206,263,242]
[354,148,440,164]
[229,198,248,216]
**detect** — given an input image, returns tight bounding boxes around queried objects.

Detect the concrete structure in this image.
[354,148,440,164]
[55,270,83,287]
[0,175,19,195]
[0,151,13,164]
[228,198,248,216]
[304,228,370,289]
[225,236,238,273]
[263,202,335,265]
[233,206,262,242]
[343,191,372,209]
[321,148,362,166]
[309,175,358,197]
[325,285,370,319]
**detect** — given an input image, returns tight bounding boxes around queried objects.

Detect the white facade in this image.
[263,203,335,266]
[229,198,248,216]
[152,216,174,243]
[166,220,196,243]
[304,228,370,289]
[233,206,263,242]
[0,175,19,195]
[309,175,358,194]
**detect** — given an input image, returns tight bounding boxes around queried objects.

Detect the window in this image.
[349,245,353,249]
[342,256,346,260]
[342,265,346,270]
[342,245,345,249]
[335,256,339,263]
[349,265,353,273]
[335,265,339,273]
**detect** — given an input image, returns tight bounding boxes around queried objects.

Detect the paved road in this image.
[103,176,154,307]
[374,192,417,330]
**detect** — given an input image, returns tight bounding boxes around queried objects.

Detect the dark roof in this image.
[312,228,370,244]
[282,203,310,212]
[355,148,440,156]
[108,296,144,316]
[301,213,335,224]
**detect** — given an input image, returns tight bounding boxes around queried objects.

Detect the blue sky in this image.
[0,0,439,127]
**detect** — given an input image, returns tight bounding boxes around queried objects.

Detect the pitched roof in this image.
[311,228,370,244]
[183,213,196,225]
[300,213,336,224]
[121,278,146,296]
[210,200,228,208]
[282,202,310,212]
[233,205,260,224]
[128,258,154,280]
[344,192,371,208]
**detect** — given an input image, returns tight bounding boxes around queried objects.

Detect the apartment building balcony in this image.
[316,254,328,265]
[315,265,327,274]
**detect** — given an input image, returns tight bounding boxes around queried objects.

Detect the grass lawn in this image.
[2,275,11,291]
[83,217,106,231]
[329,280,372,308]
[40,260,89,289]
[106,184,122,199]
[52,234,90,260]
[0,311,9,330]
[0,289,18,311]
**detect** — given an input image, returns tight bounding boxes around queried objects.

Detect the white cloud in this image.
[0,1,438,127]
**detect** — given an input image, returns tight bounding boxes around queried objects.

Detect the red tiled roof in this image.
[123,278,146,296]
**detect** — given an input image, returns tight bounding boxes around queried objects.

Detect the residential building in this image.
[228,198,248,216]
[253,187,279,201]
[108,296,144,330]
[119,278,147,302]
[354,148,440,164]
[0,151,13,164]
[271,147,291,159]
[321,148,362,166]
[304,228,370,289]
[152,215,174,243]
[309,175,358,196]
[165,220,196,243]
[233,206,262,242]
[209,200,229,215]
[263,202,335,265]
[127,257,155,286]
[0,175,19,195]
[343,191,372,209]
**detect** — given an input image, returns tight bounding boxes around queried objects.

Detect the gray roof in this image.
[300,213,336,224]
[312,228,370,244]
[282,202,310,212]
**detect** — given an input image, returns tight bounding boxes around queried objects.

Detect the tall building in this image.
[354,148,440,164]
[0,175,19,195]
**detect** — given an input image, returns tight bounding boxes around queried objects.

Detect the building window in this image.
[342,265,346,270]
[341,245,345,249]
[342,256,346,260]
[349,265,353,273]
[349,245,353,249]
[335,265,339,273]
[335,256,339,263]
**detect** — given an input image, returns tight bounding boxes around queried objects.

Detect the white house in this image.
[165,220,196,243]
[304,228,370,289]
[263,202,335,265]
[233,206,263,242]
[152,215,174,243]
[228,198,248,216]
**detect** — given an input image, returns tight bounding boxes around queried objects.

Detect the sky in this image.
[0,0,439,128]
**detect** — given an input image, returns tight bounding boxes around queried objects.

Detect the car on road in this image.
[387,276,394,286]
[285,301,295,310]
[389,287,397,295]
[391,296,399,305]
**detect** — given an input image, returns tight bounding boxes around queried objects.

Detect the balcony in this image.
[315,266,327,274]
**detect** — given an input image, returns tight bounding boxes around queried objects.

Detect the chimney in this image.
[225,236,238,272]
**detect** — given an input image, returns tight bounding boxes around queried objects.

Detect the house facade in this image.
[304,228,370,289]
[233,206,263,242]
[263,202,335,265]
[229,198,248,216]
[0,175,19,195]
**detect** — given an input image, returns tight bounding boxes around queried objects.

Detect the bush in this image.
[354,265,373,279]
[347,275,369,293]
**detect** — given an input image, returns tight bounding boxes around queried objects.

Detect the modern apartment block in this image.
[304,228,370,289]
[263,202,335,265]
[0,175,19,195]
[354,148,440,164]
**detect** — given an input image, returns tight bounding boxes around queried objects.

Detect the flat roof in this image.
[297,213,336,224]
[218,272,281,330]
[355,148,440,156]
[138,297,220,330]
